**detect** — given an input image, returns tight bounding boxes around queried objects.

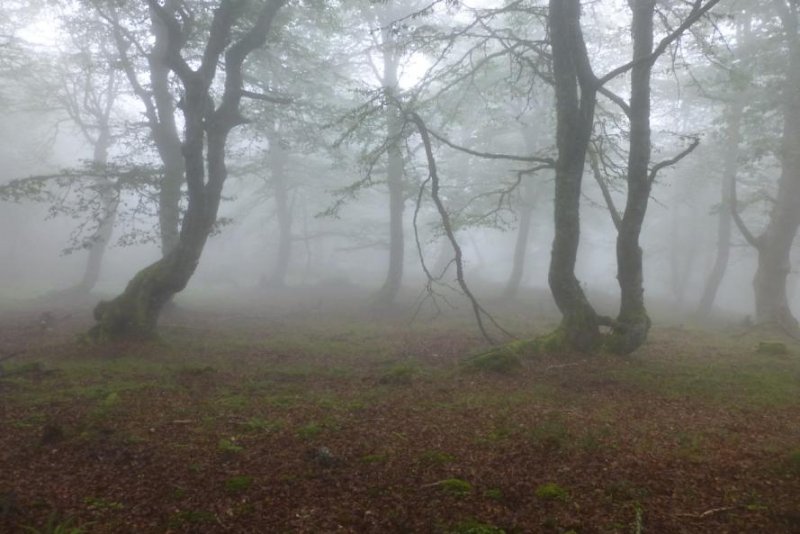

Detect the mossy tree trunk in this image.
[89,0,286,341]
[547,0,603,351]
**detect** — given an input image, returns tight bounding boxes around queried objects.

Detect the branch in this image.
[405,110,514,345]
[588,143,621,230]
[730,173,762,250]
[597,0,722,87]
[648,136,700,185]
[427,128,555,165]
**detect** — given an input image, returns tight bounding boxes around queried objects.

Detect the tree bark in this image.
[547,0,603,350]
[610,0,656,354]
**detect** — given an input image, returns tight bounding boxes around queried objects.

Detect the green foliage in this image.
[535,482,569,501]
[224,475,254,493]
[438,478,472,497]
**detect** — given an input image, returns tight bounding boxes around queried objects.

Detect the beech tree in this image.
[89,0,285,340]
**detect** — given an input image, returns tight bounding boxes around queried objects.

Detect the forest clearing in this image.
[1,291,799,533]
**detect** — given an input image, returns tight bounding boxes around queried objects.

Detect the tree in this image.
[89,0,286,340]
[697,8,752,316]
[52,20,123,293]
[732,0,800,332]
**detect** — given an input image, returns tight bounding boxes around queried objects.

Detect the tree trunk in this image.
[547,0,602,350]
[610,0,655,354]
[374,20,405,306]
[149,2,185,256]
[697,93,744,315]
[504,191,534,298]
[263,130,291,287]
[77,127,118,293]
[752,10,800,331]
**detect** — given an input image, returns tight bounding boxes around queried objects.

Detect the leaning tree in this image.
[89,0,286,340]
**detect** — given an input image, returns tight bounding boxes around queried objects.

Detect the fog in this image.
[2,0,797,338]
[3,2,800,532]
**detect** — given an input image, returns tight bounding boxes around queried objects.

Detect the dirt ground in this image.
[1,289,799,533]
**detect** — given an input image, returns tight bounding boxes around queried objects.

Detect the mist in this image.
[1,1,799,532]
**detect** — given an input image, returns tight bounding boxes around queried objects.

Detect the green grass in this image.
[607,356,800,406]
[438,478,472,497]
[535,482,569,501]
[224,475,253,493]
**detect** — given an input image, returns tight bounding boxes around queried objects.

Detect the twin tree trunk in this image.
[89,0,285,340]
[547,0,704,353]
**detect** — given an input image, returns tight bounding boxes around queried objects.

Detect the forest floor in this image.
[1,288,799,533]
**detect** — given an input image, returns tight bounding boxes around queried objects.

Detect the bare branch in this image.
[648,136,700,185]
[427,128,555,165]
